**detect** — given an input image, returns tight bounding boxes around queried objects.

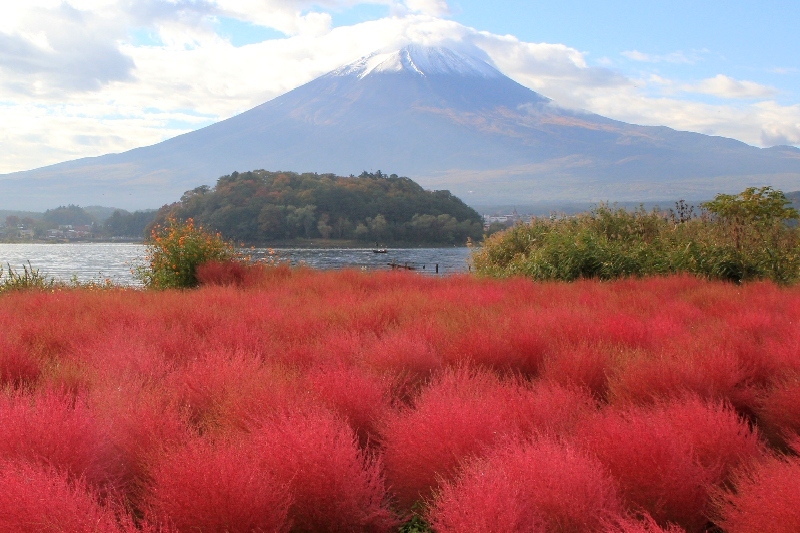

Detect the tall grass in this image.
[473,201,800,284]
[0,261,56,292]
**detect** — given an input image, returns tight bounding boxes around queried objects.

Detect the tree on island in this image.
[152,170,484,245]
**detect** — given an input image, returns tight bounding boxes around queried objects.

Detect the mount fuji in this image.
[3,44,800,211]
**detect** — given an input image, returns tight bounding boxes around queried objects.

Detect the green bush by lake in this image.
[473,187,800,284]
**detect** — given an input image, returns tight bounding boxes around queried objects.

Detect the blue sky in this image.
[451,0,799,102]
[0,0,798,175]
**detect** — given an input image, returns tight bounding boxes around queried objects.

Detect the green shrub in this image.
[0,262,56,293]
[473,188,800,284]
[135,216,237,289]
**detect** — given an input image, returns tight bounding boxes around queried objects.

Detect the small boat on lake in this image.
[373,248,388,253]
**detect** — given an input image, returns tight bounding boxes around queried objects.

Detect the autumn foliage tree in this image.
[156,170,484,245]
[135,216,237,289]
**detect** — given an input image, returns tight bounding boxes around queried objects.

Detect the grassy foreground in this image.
[1,269,799,532]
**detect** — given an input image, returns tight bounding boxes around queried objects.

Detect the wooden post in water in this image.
[435,264,439,274]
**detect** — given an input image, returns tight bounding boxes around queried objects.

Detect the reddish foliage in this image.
[168,352,303,434]
[89,380,189,508]
[756,376,800,447]
[380,368,594,509]
[302,363,393,446]
[658,396,764,486]
[0,337,41,388]
[607,346,749,408]
[439,323,522,372]
[714,454,800,533]
[539,342,614,399]
[367,327,447,401]
[0,390,122,493]
[578,397,763,532]
[578,412,707,531]
[605,515,687,533]
[196,259,269,288]
[0,271,799,527]
[0,460,132,532]
[428,438,623,533]
[596,312,654,349]
[253,410,398,532]
[144,436,291,533]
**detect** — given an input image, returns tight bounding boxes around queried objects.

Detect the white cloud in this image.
[214,1,334,36]
[401,0,450,16]
[574,84,800,147]
[768,66,798,75]
[622,49,703,65]
[0,1,798,175]
[685,74,776,99]
[0,100,203,173]
[475,33,630,109]
[755,101,800,146]
[0,2,134,95]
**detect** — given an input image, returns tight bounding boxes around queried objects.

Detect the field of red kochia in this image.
[1,267,799,532]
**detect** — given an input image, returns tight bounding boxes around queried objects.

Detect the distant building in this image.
[482,210,533,229]
[47,224,93,240]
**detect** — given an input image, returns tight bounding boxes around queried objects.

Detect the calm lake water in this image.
[0,243,474,286]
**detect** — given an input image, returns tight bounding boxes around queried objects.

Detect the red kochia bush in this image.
[0,337,41,388]
[380,368,595,509]
[302,363,392,446]
[363,328,443,387]
[605,515,687,533]
[0,390,121,492]
[144,436,291,533]
[3,270,800,530]
[580,412,707,531]
[577,396,762,532]
[714,454,800,533]
[90,380,190,508]
[756,376,800,447]
[606,346,747,408]
[253,410,397,532]
[539,342,614,399]
[428,438,623,533]
[0,460,127,532]
[658,396,764,486]
[196,260,271,288]
[164,350,310,437]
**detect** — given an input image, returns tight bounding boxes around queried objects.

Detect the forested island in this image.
[152,170,484,246]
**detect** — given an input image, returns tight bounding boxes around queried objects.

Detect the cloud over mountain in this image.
[0,0,798,178]
[2,44,799,212]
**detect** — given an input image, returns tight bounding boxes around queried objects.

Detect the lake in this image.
[0,243,475,286]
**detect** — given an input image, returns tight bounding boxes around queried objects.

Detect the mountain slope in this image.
[3,44,800,211]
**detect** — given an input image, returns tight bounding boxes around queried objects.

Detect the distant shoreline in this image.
[0,238,471,249]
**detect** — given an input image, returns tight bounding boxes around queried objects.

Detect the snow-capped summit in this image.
[332,44,502,79]
[4,40,800,211]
